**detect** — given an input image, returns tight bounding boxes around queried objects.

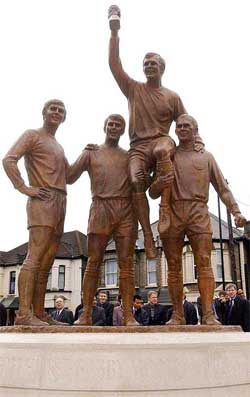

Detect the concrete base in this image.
[0,324,243,333]
[0,332,249,396]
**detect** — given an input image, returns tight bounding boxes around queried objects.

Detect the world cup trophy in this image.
[108,5,121,31]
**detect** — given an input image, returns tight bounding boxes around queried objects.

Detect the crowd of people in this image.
[212,284,249,332]
[0,284,249,331]
[196,283,250,332]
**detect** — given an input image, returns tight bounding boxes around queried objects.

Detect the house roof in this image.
[0,243,27,266]
[209,212,242,239]
[0,296,19,309]
[57,231,87,258]
[0,230,87,266]
[106,212,243,251]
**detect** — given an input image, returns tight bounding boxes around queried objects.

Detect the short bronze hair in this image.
[42,99,66,122]
[103,114,126,132]
[143,52,166,75]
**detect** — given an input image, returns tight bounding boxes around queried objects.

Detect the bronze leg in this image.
[153,138,175,236]
[156,160,174,236]
[132,192,157,259]
[130,157,157,259]
[16,226,55,326]
[189,234,221,326]
[162,237,185,325]
[75,233,109,326]
[115,236,138,326]
[32,235,62,324]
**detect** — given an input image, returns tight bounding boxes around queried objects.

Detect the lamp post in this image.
[226,208,238,286]
[217,194,226,290]
[243,222,250,299]
[225,180,238,286]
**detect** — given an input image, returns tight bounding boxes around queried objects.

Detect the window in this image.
[47,269,52,290]
[192,255,197,280]
[216,249,223,279]
[58,265,65,290]
[105,259,118,287]
[147,259,157,285]
[9,271,16,294]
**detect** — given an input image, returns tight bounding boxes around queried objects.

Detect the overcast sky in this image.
[0,0,249,251]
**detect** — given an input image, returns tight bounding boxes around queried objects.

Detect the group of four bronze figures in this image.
[2,6,246,327]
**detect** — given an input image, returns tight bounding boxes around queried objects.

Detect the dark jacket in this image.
[0,303,7,326]
[92,306,106,326]
[134,307,149,326]
[214,298,227,324]
[74,303,83,322]
[167,300,198,325]
[225,296,250,332]
[51,308,74,325]
[97,301,114,326]
[77,305,106,326]
[183,300,198,325]
[143,303,167,325]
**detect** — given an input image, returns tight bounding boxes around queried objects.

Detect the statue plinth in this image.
[0,331,249,396]
[0,324,242,333]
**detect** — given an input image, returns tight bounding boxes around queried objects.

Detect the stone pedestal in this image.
[0,329,249,396]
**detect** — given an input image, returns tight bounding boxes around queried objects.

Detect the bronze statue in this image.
[108,5,203,259]
[149,114,246,325]
[67,114,138,326]
[2,100,69,326]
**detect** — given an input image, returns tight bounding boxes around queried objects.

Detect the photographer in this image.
[214,291,228,325]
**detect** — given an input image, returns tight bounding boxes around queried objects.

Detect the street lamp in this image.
[217,194,226,290]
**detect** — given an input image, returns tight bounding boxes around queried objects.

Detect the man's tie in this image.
[150,305,155,320]
[227,299,234,321]
[56,310,60,320]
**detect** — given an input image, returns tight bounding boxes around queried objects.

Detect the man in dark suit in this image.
[0,302,7,326]
[143,291,166,325]
[133,295,149,325]
[76,297,106,326]
[97,291,114,326]
[225,284,250,332]
[92,297,106,326]
[167,292,198,325]
[214,291,228,325]
[183,294,198,325]
[51,296,74,325]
